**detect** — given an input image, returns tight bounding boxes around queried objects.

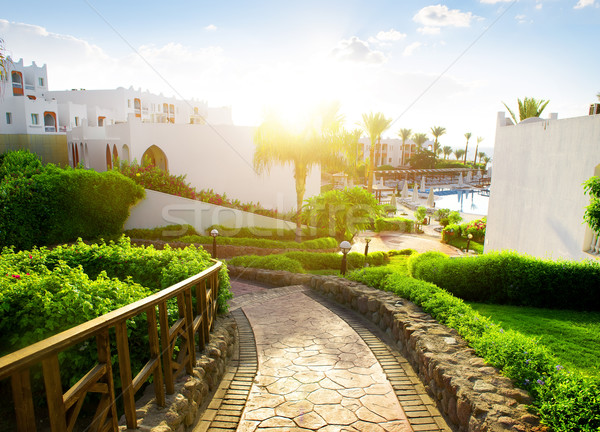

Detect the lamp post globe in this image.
[339,241,351,275]
[210,229,219,258]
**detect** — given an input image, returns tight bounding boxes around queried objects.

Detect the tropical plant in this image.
[454,149,465,161]
[412,133,428,152]
[430,126,446,155]
[302,186,382,240]
[254,102,346,239]
[442,146,452,160]
[478,151,486,164]
[583,176,600,233]
[482,156,491,169]
[463,132,471,165]
[398,128,412,166]
[359,112,392,192]
[502,97,550,124]
[0,38,10,96]
[473,136,483,165]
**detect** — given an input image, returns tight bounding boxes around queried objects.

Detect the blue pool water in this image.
[431,189,489,215]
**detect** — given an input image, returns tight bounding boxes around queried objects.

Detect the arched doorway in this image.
[112,144,119,167]
[44,112,57,132]
[141,145,168,171]
[122,144,130,163]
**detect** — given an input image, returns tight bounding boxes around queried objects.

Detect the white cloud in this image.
[515,14,528,23]
[375,29,407,42]
[413,5,476,32]
[479,0,513,3]
[574,0,596,9]
[403,42,422,57]
[418,26,441,35]
[330,37,386,64]
[205,24,217,31]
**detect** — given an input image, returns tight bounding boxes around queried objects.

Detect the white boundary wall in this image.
[125,189,297,235]
[485,112,600,260]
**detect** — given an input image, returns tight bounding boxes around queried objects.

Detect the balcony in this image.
[45,126,57,133]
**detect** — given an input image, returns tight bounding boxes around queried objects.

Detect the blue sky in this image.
[2,0,599,157]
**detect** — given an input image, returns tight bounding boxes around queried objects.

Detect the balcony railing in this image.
[0,260,222,432]
[12,82,23,89]
[45,126,56,133]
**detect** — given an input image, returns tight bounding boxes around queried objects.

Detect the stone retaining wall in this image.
[118,315,237,432]
[228,266,541,432]
[130,238,336,259]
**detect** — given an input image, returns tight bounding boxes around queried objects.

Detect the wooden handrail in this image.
[0,261,222,378]
[0,260,223,432]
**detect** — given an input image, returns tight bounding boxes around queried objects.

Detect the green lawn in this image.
[446,237,484,254]
[468,303,600,377]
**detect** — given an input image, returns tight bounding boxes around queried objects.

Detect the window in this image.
[6,112,12,124]
[74,116,79,126]
[38,77,44,87]
[31,113,39,125]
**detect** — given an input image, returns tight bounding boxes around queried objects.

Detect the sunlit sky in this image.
[2,0,599,156]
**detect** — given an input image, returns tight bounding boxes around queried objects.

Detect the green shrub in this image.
[433,208,450,221]
[206,225,297,240]
[374,217,414,233]
[0,151,145,250]
[348,267,600,431]
[227,255,305,273]
[177,234,337,250]
[388,249,416,256]
[447,211,462,225]
[407,251,449,280]
[441,223,461,242]
[414,206,427,223]
[410,251,600,311]
[124,224,199,239]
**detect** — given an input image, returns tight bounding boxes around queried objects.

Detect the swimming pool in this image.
[431,189,489,215]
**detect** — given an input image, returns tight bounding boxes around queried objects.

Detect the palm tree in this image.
[454,149,465,161]
[359,112,392,193]
[430,126,446,155]
[0,38,11,96]
[412,133,428,151]
[254,103,345,239]
[463,132,471,165]
[478,151,486,164]
[442,146,452,160]
[482,156,491,169]
[398,128,412,166]
[502,97,550,124]
[472,136,483,165]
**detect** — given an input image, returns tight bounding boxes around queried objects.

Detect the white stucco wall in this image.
[486,112,600,260]
[67,122,320,212]
[125,189,296,234]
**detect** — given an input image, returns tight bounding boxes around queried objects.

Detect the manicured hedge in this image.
[407,251,600,311]
[348,267,600,431]
[124,224,200,240]
[228,251,390,272]
[178,234,338,250]
[374,217,414,233]
[0,150,144,250]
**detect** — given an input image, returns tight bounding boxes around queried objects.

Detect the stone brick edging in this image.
[228,266,541,432]
[118,315,237,432]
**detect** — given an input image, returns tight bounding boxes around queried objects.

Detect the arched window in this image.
[44,112,57,132]
[106,145,112,170]
[122,144,130,163]
[112,144,119,167]
[98,116,105,126]
[141,145,168,171]
[11,71,23,96]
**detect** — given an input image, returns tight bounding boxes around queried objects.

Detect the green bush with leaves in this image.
[348,267,600,431]
[0,237,232,401]
[408,251,600,311]
[374,217,414,233]
[226,255,306,273]
[124,224,200,240]
[177,234,337,250]
[0,150,145,250]
[583,176,600,233]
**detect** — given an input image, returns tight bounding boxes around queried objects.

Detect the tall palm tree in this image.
[359,112,392,193]
[478,151,486,164]
[398,128,412,166]
[502,97,550,124]
[412,133,428,151]
[463,133,471,165]
[454,149,465,161]
[430,126,446,155]
[482,156,491,169]
[254,102,345,239]
[0,38,11,96]
[442,146,452,160]
[472,136,483,165]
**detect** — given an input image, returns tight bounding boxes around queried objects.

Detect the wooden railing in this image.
[0,260,222,432]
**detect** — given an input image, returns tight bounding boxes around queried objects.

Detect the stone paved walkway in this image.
[195,281,451,432]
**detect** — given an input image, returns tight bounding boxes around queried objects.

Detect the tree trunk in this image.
[367,139,375,193]
[294,162,307,242]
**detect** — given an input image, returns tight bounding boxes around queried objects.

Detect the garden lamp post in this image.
[210,229,219,258]
[364,238,371,263]
[340,240,351,276]
[466,233,473,253]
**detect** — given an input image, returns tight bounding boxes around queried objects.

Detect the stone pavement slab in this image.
[238,291,413,432]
